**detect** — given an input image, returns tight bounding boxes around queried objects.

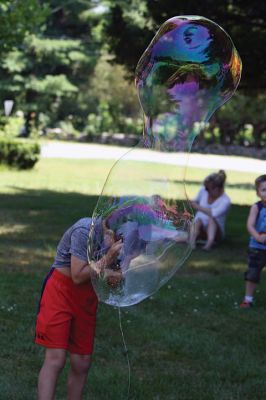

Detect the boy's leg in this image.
[67,353,92,400]
[241,249,264,306]
[240,280,257,308]
[245,280,257,297]
[66,278,97,399]
[38,348,67,400]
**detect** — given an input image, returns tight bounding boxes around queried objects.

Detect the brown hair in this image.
[204,170,226,189]
[255,174,266,191]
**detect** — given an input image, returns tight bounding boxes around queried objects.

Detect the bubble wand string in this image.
[118,306,131,399]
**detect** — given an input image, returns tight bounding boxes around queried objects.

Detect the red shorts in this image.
[35,268,98,354]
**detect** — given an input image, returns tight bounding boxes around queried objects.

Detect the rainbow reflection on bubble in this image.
[135,15,242,151]
[88,16,241,307]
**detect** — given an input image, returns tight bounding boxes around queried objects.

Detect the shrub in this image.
[0,138,40,169]
[0,114,25,139]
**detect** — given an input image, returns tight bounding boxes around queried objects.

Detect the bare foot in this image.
[202,244,212,251]
[189,239,196,249]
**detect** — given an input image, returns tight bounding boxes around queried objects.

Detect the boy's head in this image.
[255,174,266,201]
[255,175,266,190]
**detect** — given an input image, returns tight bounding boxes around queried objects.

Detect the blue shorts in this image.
[244,248,266,283]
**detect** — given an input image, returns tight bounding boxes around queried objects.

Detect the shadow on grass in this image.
[0,187,250,276]
[2,189,266,400]
[0,188,99,271]
[0,186,98,228]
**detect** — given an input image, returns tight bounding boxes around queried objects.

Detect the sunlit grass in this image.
[0,157,259,205]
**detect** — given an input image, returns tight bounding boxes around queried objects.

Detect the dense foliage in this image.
[0,1,102,131]
[0,0,47,55]
[104,0,266,91]
[0,0,265,147]
[102,0,266,147]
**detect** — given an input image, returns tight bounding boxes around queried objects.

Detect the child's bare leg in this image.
[67,354,92,400]
[38,348,66,400]
[240,280,257,307]
[203,218,218,250]
[190,219,203,249]
[245,280,257,298]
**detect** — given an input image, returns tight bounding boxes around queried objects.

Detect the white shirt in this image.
[194,186,231,236]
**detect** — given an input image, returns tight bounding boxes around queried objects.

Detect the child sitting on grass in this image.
[189,170,231,250]
[240,174,266,308]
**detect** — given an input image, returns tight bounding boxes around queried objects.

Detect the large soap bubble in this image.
[88,16,241,307]
[135,15,242,150]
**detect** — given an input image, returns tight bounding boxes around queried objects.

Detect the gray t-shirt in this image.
[52,218,92,268]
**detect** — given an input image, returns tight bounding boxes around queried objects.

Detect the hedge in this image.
[0,138,40,169]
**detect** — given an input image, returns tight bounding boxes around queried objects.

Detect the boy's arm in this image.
[247,204,266,243]
[71,239,123,284]
[71,256,91,284]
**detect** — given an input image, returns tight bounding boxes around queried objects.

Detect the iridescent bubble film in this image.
[88,16,241,307]
[136,15,242,150]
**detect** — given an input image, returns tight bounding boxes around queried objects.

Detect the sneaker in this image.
[239,300,253,309]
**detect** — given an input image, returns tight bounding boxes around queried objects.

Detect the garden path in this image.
[41,141,265,173]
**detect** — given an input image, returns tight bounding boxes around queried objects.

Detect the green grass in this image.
[0,158,258,204]
[0,157,265,400]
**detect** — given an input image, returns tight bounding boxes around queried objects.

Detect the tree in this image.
[0,0,47,55]
[103,0,266,146]
[104,0,266,91]
[0,0,104,132]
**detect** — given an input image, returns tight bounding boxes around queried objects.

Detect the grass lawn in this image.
[0,157,265,400]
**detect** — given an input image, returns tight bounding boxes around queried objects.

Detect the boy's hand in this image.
[104,268,123,288]
[258,233,266,244]
[105,239,123,264]
[103,228,116,248]
[93,238,123,277]
[104,238,123,288]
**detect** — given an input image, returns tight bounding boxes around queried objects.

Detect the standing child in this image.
[35,217,122,400]
[240,175,266,308]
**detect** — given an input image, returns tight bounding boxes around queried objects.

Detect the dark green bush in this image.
[0,138,40,169]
